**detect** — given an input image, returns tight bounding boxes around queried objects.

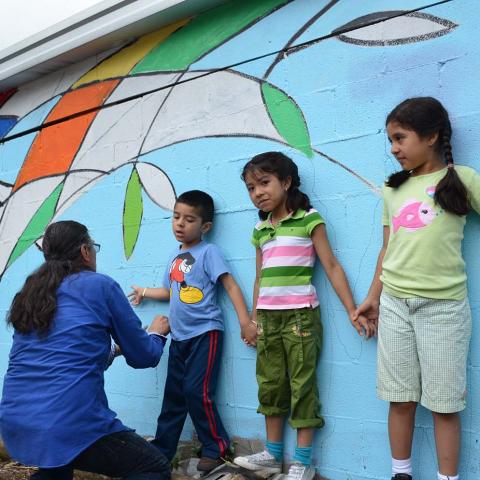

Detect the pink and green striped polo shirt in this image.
[252,208,325,310]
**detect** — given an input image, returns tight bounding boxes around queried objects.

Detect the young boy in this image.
[130,190,256,472]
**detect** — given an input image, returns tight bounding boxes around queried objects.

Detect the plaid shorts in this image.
[377,290,472,413]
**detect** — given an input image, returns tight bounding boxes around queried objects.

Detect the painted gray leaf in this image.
[335,11,457,46]
[136,162,176,211]
[140,70,283,154]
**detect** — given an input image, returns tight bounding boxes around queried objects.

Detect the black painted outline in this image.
[0,1,455,145]
[0,0,457,277]
[264,0,340,79]
[0,159,176,278]
[337,11,457,46]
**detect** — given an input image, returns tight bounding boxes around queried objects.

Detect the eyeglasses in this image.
[91,243,101,253]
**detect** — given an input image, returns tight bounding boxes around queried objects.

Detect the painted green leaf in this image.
[261,81,313,158]
[7,182,64,268]
[132,0,290,73]
[123,168,143,259]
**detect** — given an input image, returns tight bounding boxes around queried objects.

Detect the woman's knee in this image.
[151,455,172,480]
[134,449,171,479]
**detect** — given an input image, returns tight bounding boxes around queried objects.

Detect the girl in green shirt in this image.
[357,97,480,480]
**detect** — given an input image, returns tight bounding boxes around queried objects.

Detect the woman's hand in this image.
[148,315,170,336]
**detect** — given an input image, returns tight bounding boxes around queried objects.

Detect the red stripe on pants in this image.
[202,331,226,456]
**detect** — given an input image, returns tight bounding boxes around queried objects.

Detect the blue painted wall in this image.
[1,1,479,478]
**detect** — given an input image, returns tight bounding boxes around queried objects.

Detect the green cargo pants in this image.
[256,307,324,428]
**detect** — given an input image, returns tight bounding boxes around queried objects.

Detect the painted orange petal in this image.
[13,80,119,192]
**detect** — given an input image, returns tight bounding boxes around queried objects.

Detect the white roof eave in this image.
[0,0,227,90]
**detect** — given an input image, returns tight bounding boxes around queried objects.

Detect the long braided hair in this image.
[386,97,469,215]
[7,221,94,336]
[242,151,312,220]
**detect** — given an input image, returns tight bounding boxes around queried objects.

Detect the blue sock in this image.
[266,441,283,462]
[293,446,312,466]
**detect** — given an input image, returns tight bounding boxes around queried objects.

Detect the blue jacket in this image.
[0,270,165,467]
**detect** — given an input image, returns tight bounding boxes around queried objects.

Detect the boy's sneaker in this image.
[285,462,316,480]
[392,475,412,480]
[233,450,282,475]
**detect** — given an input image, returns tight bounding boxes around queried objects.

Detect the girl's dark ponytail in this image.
[242,151,311,220]
[386,170,411,188]
[385,97,469,216]
[434,131,469,215]
[285,174,312,218]
[7,221,93,336]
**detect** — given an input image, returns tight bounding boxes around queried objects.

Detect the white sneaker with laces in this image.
[233,450,282,475]
[285,462,316,480]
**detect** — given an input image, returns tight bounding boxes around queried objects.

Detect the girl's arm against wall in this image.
[355,225,390,324]
[312,224,375,339]
[251,247,262,325]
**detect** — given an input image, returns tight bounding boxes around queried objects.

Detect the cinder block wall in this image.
[1,1,479,478]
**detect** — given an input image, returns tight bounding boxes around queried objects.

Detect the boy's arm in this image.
[312,224,376,339]
[129,285,170,306]
[220,273,257,346]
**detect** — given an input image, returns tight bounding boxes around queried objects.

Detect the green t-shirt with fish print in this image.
[381,165,480,300]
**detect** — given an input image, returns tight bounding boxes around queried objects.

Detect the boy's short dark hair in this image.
[176,190,214,223]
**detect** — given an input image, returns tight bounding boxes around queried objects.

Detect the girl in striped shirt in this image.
[233,151,374,480]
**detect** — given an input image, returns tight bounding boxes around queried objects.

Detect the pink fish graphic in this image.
[392,201,437,233]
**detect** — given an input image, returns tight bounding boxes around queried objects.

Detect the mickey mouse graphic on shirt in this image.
[169,252,204,304]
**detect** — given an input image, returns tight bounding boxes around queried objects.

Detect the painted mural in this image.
[0,0,457,278]
[1,0,480,478]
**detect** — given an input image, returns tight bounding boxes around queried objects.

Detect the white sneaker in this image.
[285,462,316,480]
[233,450,282,476]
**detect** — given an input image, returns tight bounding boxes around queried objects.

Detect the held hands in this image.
[350,296,380,339]
[349,312,376,339]
[355,296,380,327]
[241,320,257,347]
[148,315,170,336]
[128,285,145,306]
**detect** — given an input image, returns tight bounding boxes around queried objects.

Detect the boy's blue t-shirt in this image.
[163,241,230,340]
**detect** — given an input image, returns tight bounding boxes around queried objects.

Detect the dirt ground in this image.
[0,437,279,480]
[0,460,110,480]
[0,461,34,480]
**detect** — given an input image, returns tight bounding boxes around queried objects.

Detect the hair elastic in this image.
[142,287,147,297]
[447,163,455,169]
